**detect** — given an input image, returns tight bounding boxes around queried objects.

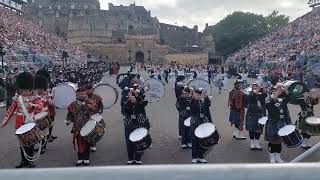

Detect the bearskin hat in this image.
[16,72,34,90]
[34,75,48,90]
[36,69,51,82]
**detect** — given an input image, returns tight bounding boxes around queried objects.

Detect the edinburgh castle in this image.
[24,0,216,64]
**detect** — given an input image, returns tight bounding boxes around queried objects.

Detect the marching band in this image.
[0,63,320,168]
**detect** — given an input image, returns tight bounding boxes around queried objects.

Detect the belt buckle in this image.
[200,114,204,118]
[280,115,284,119]
[186,107,190,110]
[131,115,136,119]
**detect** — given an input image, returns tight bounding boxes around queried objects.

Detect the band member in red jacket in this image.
[1,72,44,168]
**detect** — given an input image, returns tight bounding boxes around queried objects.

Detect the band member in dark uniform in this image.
[297,90,319,149]
[228,80,246,139]
[176,87,192,148]
[175,75,186,138]
[65,82,93,166]
[122,87,149,165]
[190,89,211,163]
[265,86,291,163]
[1,72,44,168]
[245,83,267,150]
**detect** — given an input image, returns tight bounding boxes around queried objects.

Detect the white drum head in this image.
[306,117,320,125]
[34,112,48,119]
[94,84,118,109]
[184,117,191,127]
[129,128,148,142]
[15,123,36,135]
[188,79,212,96]
[91,114,103,122]
[53,83,77,109]
[195,123,216,138]
[258,117,268,125]
[144,79,165,103]
[80,120,96,136]
[278,125,296,136]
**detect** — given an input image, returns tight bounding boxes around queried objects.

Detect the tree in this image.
[208,11,289,56]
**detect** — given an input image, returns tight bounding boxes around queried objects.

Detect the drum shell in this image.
[304,117,320,136]
[282,129,303,148]
[35,115,52,131]
[81,121,105,144]
[283,81,308,105]
[133,133,152,152]
[198,129,220,149]
[16,125,42,147]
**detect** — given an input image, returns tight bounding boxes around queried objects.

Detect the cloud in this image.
[100,0,311,31]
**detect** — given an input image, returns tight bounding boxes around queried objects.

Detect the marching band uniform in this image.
[176,87,192,148]
[175,75,186,138]
[123,89,149,165]
[297,91,319,148]
[228,81,246,139]
[1,72,44,168]
[66,86,93,166]
[190,89,211,163]
[265,87,291,163]
[245,83,267,150]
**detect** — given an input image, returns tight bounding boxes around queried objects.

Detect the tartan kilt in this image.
[245,113,264,132]
[264,121,285,142]
[229,110,240,126]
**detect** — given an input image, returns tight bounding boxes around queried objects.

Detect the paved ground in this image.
[0,69,319,169]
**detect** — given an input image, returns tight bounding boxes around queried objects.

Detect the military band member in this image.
[190,89,211,163]
[228,80,246,139]
[297,90,319,149]
[176,87,192,148]
[122,88,149,165]
[65,83,93,166]
[1,72,44,168]
[245,83,267,150]
[265,86,291,163]
[175,75,186,138]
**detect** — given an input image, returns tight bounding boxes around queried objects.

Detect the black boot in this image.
[15,161,27,168]
[28,162,35,168]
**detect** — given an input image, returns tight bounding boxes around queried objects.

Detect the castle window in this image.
[128,25,134,30]
[84,4,89,9]
[71,4,75,9]
[57,4,61,9]
[118,38,122,43]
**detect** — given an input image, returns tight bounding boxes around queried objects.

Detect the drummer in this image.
[122,86,149,165]
[176,86,192,148]
[65,81,94,166]
[265,86,291,163]
[175,75,187,138]
[297,90,319,149]
[245,83,267,151]
[86,83,104,152]
[1,72,44,168]
[190,88,212,164]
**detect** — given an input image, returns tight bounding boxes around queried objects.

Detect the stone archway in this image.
[135,51,145,63]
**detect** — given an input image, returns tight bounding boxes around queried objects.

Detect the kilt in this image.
[229,110,240,126]
[264,120,285,142]
[246,113,264,132]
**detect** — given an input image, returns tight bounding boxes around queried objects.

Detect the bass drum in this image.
[188,78,212,96]
[283,81,308,105]
[53,82,78,109]
[93,84,118,109]
[144,78,165,103]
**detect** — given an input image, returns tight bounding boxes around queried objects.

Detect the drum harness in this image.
[18,96,43,162]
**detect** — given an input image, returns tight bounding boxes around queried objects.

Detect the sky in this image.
[99,0,312,31]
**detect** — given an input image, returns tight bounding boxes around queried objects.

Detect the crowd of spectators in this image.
[0,7,86,66]
[228,8,320,66]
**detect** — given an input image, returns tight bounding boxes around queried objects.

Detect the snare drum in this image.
[184,117,191,127]
[278,125,303,148]
[129,128,152,152]
[91,113,106,128]
[53,82,78,109]
[195,123,220,149]
[80,120,105,144]
[34,112,51,130]
[305,116,320,136]
[15,123,42,147]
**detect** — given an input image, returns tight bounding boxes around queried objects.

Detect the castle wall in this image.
[165,53,208,65]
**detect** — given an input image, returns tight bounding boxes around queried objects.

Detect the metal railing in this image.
[291,141,320,163]
[1,163,320,180]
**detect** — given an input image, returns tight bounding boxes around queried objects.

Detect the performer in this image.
[265,86,291,163]
[297,90,319,149]
[86,84,104,152]
[175,75,186,138]
[190,89,211,163]
[122,87,149,165]
[1,72,44,168]
[228,80,246,140]
[245,83,267,150]
[176,87,192,148]
[65,82,93,166]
